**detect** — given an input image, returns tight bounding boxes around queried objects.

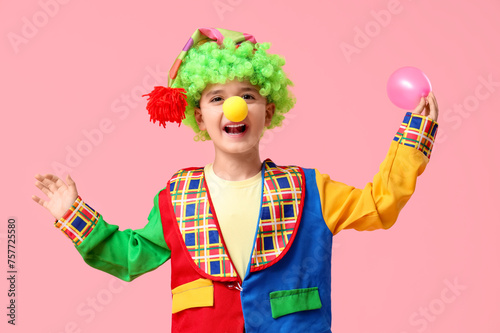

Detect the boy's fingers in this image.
[35,174,46,182]
[46,174,67,190]
[427,92,439,121]
[40,177,58,193]
[413,97,426,114]
[432,92,439,108]
[424,102,430,116]
[45,174,60,183]
[35,181,51,197]
[32,195,46,208]
[55,177,67,190]
[431,93,438,108]
[430,102,438,122]
[67,174,76,187]
[430,91,437,102]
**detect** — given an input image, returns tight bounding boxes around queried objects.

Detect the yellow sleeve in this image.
[317,113,438,235]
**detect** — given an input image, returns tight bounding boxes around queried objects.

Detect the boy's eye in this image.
[210,96,223,103]
[210,95,254,103]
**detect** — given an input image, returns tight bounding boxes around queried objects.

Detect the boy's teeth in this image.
[225,124,246,134]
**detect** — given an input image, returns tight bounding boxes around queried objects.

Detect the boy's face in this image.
[195,79,275,156]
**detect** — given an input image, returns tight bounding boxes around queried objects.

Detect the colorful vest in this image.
[159,159,334,333]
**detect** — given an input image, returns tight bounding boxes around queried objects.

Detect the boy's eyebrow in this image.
[205,86,259,97]
[239,87,259,93]
[206,89,224,97]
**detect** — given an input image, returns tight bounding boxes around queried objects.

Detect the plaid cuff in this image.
[54,196,100,246]
[393,112,438,159]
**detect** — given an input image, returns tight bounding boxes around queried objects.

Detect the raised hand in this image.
[32,174,79,220]
[413,91,439,122]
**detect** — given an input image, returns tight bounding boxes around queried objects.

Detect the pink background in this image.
[2,0,499,332]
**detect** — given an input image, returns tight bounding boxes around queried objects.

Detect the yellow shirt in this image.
[204,164,262,279]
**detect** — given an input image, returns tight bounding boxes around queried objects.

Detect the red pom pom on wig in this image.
[143,86,188,127]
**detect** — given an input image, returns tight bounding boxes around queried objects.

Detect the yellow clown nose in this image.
[223,96,248,122]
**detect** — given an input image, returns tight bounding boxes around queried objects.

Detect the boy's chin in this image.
[214,139,261,156]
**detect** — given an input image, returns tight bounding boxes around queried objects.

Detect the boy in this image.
[33,27,439,333]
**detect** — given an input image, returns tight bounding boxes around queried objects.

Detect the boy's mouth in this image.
[224,124,247,135]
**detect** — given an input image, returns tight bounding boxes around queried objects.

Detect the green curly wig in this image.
[171,37,296,141]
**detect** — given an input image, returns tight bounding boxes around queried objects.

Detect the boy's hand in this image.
[413,91,439,122]
[32,174,79,220]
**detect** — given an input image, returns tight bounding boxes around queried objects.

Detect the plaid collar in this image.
[167,159,305,280]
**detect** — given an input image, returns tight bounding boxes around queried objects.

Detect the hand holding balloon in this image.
[412,91,439,122]
[387,66,432,109]
[387,66,439,122]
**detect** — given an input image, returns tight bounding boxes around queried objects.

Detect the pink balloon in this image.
[387,66,432,110]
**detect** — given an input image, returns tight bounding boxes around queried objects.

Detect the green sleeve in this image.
[56,189,171,282]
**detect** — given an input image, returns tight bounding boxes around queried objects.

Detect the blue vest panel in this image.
[240,168,334,333]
